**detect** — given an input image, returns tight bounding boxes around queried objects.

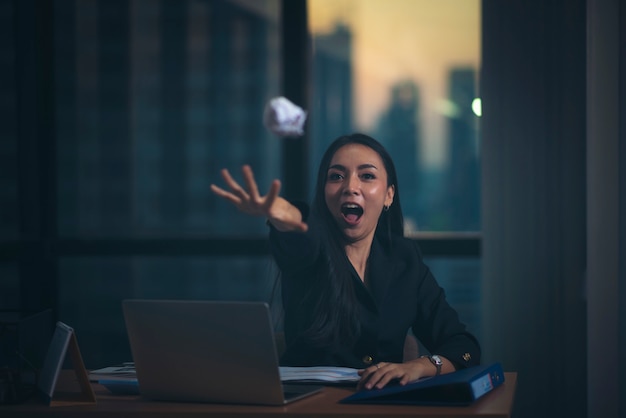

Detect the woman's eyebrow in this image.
[328,163,379,171]
[328,164,346,171]
[358,163,378,170]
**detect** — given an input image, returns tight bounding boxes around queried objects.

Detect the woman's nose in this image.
[343,175,360,194]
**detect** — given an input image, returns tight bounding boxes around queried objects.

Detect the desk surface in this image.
[4,371,517,418]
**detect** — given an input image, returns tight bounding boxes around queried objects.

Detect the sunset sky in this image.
[308,0,480,167]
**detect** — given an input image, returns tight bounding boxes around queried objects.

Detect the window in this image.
[58,256,277,366]
[55,0,283,238]
[0,0,18,241]
[308,0,481,232]
[6,0,482,368]
[308,0,483,342]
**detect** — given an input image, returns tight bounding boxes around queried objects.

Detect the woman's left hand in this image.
[356,356,453,390]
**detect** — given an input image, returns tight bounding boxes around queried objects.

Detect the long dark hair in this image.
[302,133,405,347]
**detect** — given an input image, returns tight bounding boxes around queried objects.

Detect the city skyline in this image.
[309,0,480,168]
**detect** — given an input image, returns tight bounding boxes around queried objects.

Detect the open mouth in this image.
[341,203,363,225]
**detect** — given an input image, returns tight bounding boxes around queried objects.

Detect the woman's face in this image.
[324,143,395,243]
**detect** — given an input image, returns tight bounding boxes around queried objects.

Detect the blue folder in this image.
[340,362,505,406]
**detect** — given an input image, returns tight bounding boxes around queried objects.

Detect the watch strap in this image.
[420,354,442,376]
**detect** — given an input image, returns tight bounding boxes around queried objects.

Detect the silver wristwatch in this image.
[421,354,443,376]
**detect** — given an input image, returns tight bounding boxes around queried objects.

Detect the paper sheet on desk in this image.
[279,366,360,383]
[88,364,136,382]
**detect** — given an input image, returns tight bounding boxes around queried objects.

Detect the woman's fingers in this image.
[357,364,381,390]
[211,166,283,219]
[220,168,250,201]
[371,368,400,389]
[211,166,308,233]
[242,165,261,201]
[294,221,308,232]
[209,184,242,205]
[243,166,283,216]
[357,363,412,390]
[263,179,281,211]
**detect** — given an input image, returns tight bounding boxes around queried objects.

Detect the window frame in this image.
[8,0,480,318]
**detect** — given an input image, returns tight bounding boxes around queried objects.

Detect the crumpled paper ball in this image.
[263,96,307,137]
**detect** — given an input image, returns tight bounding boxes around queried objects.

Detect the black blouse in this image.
[268,219,480,370]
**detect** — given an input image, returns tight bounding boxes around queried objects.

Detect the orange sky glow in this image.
[308,0,480,167]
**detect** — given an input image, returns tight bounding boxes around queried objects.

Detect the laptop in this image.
[122,299,323,405]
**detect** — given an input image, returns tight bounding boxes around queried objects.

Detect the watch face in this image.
[431,355,443,366]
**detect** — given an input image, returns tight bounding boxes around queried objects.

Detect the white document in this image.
[88,363,136,382]
[279,366,360,383]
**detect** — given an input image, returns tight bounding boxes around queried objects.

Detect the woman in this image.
[210,133,480,390]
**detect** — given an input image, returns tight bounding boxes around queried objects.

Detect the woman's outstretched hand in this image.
[210,165,308,233]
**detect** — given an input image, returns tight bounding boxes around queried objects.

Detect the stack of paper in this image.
[279,366,360,383]
[88,363,136,382]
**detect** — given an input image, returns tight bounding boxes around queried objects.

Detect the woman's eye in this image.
[361,173,375,180]
[327,172,343,181]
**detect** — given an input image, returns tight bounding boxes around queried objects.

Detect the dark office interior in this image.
[1,0,624,417]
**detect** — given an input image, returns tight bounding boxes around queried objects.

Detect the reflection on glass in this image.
[55,0,282,238]
[308,0,481,232]
[58,256,278,367]
[0,263,19,310]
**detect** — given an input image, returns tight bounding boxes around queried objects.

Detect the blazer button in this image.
[362,355,374,365]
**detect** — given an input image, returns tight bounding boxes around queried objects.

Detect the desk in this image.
[3,371,517,417]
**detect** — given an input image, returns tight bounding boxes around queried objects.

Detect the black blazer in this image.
[269,224,481,370]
